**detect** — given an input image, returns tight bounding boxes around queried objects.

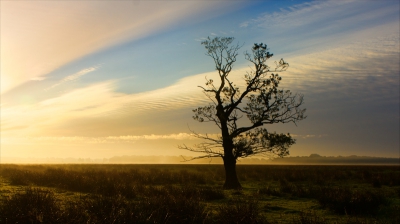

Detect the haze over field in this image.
[1,0,399,162]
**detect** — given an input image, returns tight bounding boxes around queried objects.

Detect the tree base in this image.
[222,156,242,190]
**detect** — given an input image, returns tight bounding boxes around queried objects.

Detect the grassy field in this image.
[0,164,399,223]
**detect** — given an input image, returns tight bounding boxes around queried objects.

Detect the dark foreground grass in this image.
[0,187,208,224]
[0,164,399,223]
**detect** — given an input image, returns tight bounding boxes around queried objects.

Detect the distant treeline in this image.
[269,154,399,165]
[2,154,399,165]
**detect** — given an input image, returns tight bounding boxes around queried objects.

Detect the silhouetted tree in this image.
[180,37,306,189]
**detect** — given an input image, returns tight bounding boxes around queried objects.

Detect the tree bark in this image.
[217,103,242,189]
[222,155,242,189]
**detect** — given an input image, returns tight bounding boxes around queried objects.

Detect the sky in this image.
[1,0,399,162]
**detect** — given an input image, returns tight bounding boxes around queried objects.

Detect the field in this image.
[0,164,399,223]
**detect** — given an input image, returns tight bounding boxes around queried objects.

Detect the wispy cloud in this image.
[250,1,350,28]
[2,27,398,139]
[245,0,396,29]
[195,37,207,42]
[292,134,327,139]
[30,76,47,81]
[45,65,100,91]
[241,0,399,54]
[0,1,225,94]
[239,22,248,28]
[106,133,197,141]
[2,133,210,145]
[0,70,215,137]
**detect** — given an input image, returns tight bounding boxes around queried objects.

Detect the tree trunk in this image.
[222,155,242,189]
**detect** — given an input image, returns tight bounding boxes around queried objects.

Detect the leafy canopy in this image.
[181,37,306,160]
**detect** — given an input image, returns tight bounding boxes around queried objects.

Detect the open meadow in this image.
[0,164,399,223]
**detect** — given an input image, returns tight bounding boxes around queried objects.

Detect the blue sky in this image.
[1,0,399,161]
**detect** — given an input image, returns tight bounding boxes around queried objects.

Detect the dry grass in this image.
[0,164,399,223]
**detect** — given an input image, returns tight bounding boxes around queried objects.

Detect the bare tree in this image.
[180,37,306,189]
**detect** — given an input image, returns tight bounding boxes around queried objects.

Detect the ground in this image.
[0,164,399,223]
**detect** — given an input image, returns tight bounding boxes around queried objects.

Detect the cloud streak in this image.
[0,1,226,94]
[1,70,214,137]
[241,0,399,55]
[2,28,398,138]
[2,133,208,145]
[45,66,100,91]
